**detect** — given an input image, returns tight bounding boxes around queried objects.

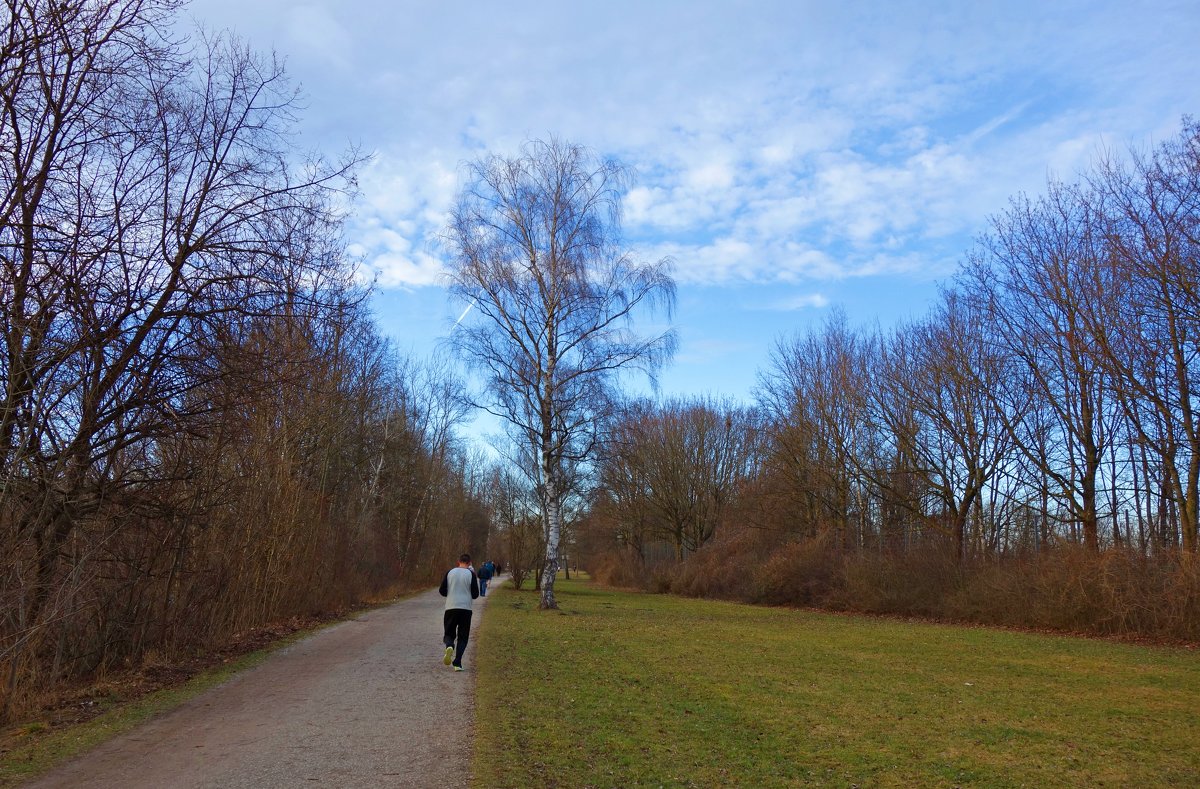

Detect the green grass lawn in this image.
[474,577,1200,788]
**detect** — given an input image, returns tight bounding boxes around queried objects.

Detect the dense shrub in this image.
[744,532,844,606]
[831,547,965,616]
[667,529,772,600]
[589,551,656,590]
[588,533,1200,643]
[944,548,1200,640]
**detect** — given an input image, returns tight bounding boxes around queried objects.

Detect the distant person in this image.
[439,553,479,672]
[478,560,495,596]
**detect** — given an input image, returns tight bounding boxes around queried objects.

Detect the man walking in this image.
[439,553,479,671]
[477,560,494,596]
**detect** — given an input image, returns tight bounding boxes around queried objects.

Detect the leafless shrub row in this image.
[583,117,1200,640]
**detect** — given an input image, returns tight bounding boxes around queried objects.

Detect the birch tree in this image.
[444,138,676,609]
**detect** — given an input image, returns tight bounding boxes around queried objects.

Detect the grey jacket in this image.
[439,567,479,610]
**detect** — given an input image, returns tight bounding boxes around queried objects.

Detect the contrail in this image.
[452,301,475,329]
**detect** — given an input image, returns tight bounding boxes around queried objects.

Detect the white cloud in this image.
[623,186,657,224]
[187,0,1200,294]
[349,224,444,288]
[371,250,444,288]
[684,161,735,192]
[777,247,844,281]
[655,237,757,284]
[345,153,461,287]
[171,0,1200,408]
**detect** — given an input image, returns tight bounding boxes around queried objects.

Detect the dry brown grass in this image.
[587,532,1200,644]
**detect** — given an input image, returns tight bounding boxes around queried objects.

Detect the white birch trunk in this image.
[540,472,561,609]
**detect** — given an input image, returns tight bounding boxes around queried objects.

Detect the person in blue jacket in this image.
[477,560,495,596]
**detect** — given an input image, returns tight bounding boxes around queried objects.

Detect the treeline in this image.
[584,118,1200,641]
[0,1,485,721]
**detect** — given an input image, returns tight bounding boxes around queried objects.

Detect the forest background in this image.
[2,0,1199,725]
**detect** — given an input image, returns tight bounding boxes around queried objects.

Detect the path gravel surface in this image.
[27,585,491,788]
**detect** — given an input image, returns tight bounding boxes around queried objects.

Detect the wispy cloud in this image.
[346,224,443,288]
[188,0,1200,292]
[764,293,831,312]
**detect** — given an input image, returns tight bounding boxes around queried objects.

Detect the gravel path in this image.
[27,585,492,788]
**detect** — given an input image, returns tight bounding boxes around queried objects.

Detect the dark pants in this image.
[479,577,489,596]
[443,609,473,666]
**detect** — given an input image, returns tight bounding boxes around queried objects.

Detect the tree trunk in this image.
[540,474,561,609]
[1184,450,1199,554]
[1081,469,1100,552]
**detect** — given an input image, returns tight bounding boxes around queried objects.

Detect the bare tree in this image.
[487,463,542,589]
[873,291,1015,560]
[0,0,360,714]
[759,310,876,551]
[444,138,676,609]
[1085,121,1200,552]
[600,397,761,559]
[376,357,470,576]
[965,183,1116,551]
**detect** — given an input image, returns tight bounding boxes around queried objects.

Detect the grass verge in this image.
[474,577,1200,788]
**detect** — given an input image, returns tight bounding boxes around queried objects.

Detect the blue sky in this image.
[188,0,1198,414]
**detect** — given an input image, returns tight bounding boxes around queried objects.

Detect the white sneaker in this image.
[453,665,465,672]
